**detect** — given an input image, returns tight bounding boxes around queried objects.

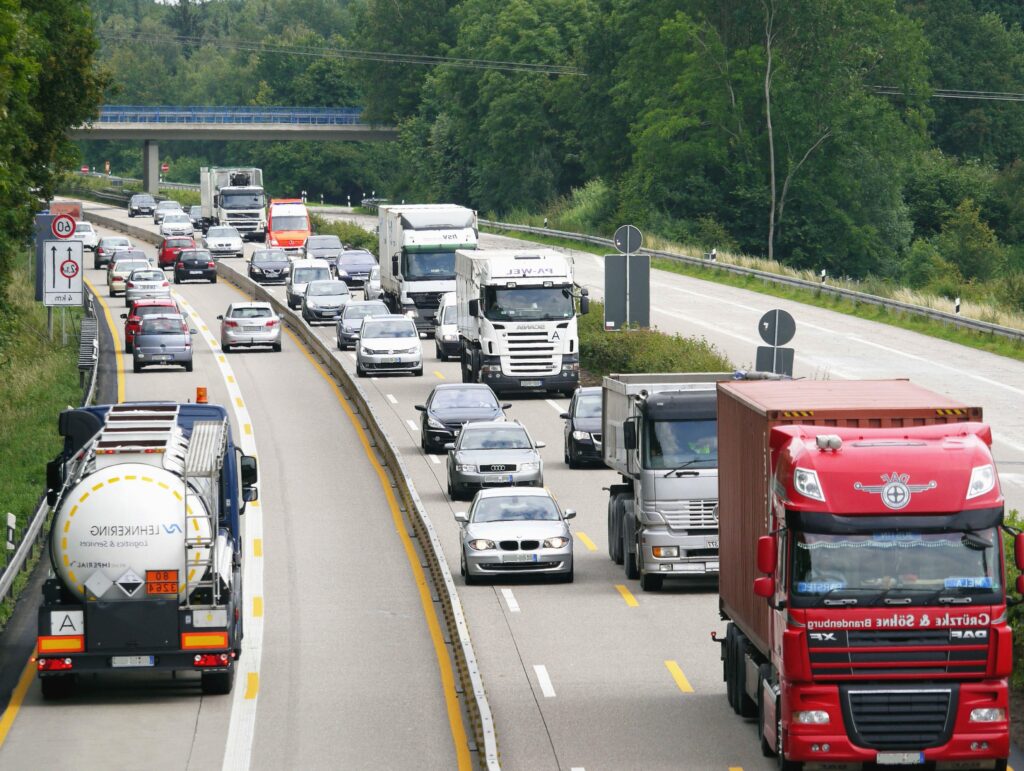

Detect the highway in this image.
[9,198,1023,771]
[0,216,463,770]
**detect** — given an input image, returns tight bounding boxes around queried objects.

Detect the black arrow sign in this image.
[51,245,57,289]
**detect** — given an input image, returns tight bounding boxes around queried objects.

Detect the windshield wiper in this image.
[815,587,877,607]
[870,587,936,606]
[663,459,703,478]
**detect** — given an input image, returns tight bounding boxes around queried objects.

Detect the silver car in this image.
[124,268,171,306]
[153,200,183,225]
[132,314,196,372]
[446,421,544,500]
[301,279,351,324]
[218,302,282,352]
[335,299,389,350]
[455,488,575,584]
[160,212,194,238]
[356,315,422,377]
[205,225,244,258]
[363,264,382,300]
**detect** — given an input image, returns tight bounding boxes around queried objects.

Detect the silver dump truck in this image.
[604,373,731,591]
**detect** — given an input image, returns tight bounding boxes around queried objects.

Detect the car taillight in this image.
[266,319,277,327]
[161,281,169,287]
[207,262,215,268]
[126,282,134,289]
[225,320,238,328]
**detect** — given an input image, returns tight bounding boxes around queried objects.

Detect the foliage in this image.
[309,213,377,255]
[1002,509,1024,688]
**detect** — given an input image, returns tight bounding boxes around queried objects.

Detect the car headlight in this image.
[336,269,349,277]
[427,416,445,429]
[456,464,476,473]
[467,539,494,551]
[400,347,420,355]
[270,238,279,246]
[519,462,539,472]
[360,346,373,356]
[251,266,263,274]
[966,464,996,499]
[442,333,458,342]
[572,430,591,441]
[794,467,825,501]
[543,536,570,549]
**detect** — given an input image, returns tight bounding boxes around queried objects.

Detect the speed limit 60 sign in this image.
[51,213,76,239]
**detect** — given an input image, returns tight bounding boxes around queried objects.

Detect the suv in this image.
[129,193,156,218]
[285,259,332,310]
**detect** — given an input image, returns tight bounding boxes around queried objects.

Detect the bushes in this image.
[309,213,377,255]
[579,301,732,378]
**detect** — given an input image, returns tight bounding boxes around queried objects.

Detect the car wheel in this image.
[435,343,444,361]
[185,361,193,373]
[201,667,235,695]
[272,342,281,352]
[560,564,574,584]
[413,366,423,377]
[463,556,478,586]
[223,343,231,353]
[356,364,366,378]
[125,341,133,354]
[210,276,217,284]
[133,361,142,373]
[567,439,581,469]
[337,337,345,350]
[174,275,181,284]
[93,258,100,270]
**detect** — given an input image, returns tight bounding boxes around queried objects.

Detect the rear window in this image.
[230,307,273,319]
[166,239,192,248]
[76,222,93,232]
[307,236,341,249]
[135,304,176,318]
[115,260,150,272]
[343,302,388,319]
[141,317,185,334]
[130,270,164,281]
[180,251,211,261]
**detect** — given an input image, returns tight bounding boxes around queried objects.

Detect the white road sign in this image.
[43,239,83,306]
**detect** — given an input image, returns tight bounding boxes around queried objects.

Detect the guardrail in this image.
[75,172,201,192]
[97,105,365,126]
[480,219,1024,344]
[83,209,501,769]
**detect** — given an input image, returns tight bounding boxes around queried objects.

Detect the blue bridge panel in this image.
[98,105,365,126]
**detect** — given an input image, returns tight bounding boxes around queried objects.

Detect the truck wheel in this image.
[758,663,773,757]
[735,635,757,718]
[640,572,663,591]
[623,518,639,580]
[608,495,624,564]
[201,667,235,695]
[40,674,76,700]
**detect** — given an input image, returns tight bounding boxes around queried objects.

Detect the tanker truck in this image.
[716,378,1016,770]
[38,401,258,699]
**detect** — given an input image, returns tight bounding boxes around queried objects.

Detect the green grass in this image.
[0,264,85,628]
[483,225,1024,363]
[309,213,378,255]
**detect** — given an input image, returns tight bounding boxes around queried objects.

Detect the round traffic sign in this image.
[60,259,80,280]
[613,224,643,254]
[51,213,76,239]
[758,309,796,346]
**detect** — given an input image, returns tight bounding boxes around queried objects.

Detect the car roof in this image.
[291,258,331,268]
[460,420,524,431]
[229,301,274,311]
[346,299,387,308]
[576,386,601,397]
[432,383,493,392]
[474,486,553,501]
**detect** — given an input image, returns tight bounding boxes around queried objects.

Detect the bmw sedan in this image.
[446,421,544,500]
[415,383,508,453]
[455,488,575,584]
[205,225,244,258]
[335,299,389,350]
[124,268,171,306]
[301,280,351,324]
[218,302,281,352]
[560,386,603,468]
[132,315,196,373]
[248,248,291,284]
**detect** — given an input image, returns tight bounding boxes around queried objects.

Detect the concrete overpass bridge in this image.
[71,106,397,193]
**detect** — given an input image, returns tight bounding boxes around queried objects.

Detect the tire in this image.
[356,364,366,378]
[210,276,217,284]
[201,667,235,695]
[640,572,663,592]
[435,343,443,361]
[725,626,738,710]
[94,258,100,270]
[272,342,281,352]
[223,343,231,353]
[560,564,574,583]
[174,275,181,284]
[413,366,423,377]
[567,439,580,469]
[608,494,624,564]
[337,338,345,351]
[125,341,133,354]
[623,518,639,580]
[40,674,76,700]
[133,361,142,373]
[758,663,774,757]
[185,361,193,373]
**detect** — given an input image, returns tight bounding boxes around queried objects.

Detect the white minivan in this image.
[433,291,459,361]
[286,258,332,309]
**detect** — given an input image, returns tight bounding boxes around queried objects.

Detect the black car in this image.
[560,386,603,468]
[303,234,343,262]
[128,193,156,218]
[415,383,509,454]
[334,249,376,289]
[188,205,204,229]
[173,249,217,284]
[248,248,290,284]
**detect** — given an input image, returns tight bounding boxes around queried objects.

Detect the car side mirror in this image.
[120,313,127,319]
[501,403,512,410]
[563,509,576,520]
[444,443,455,451]
[468,299,480,318]
[559,412,569,419]
[753,576,775,598]
[189,328,198,335]
[216,314,224,320]
[535,441,546,448]
[454,511,468,523]
[414,404,426,411]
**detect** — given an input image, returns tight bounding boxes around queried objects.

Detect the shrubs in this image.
[309,213,377,255]
[579,301,732,378]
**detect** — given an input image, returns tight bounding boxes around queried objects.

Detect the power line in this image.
[873,85,1024,102]
[98,32,584,76]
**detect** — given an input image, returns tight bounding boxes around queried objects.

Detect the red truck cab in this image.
[717,379,1014,771]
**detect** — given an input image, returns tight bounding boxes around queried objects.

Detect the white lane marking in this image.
[429,455,441,465]
[406,419,419,432]
[545,398,566,413]
[386,393,398,405]
[571,768,585,771]
[500,588,520,613]
[533,664,556,698]
[173,294,264,771]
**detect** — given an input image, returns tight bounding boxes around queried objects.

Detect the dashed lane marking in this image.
[665,660,694,693]
[500,588,520,613]
[615,584,639,607]
[406,419,419,432]
[533,665,556,698]
[386,394,398,405]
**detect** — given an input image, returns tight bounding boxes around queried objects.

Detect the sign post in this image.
[604,225,649,331]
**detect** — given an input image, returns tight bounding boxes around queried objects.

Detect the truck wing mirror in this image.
[240,454,258,488]
[468,299,480,318]
[243,487,259,503]
[46,456,64,506]
[391,254,399,275]
[1015,533,1024,571]
[623,419,637,451]
[756,535,777,574]
[580,295,590,315]
[753,576,775,598]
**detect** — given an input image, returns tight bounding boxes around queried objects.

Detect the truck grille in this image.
[505,331,558,374]
[808,629,989,679]
[842,686,955,750]
[411,292,443,311]
[655,499,718,531]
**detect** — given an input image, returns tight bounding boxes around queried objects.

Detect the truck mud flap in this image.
[86,599,179,651]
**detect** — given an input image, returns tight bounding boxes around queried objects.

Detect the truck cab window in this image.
[642,419,718,470]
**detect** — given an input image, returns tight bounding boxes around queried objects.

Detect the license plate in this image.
[158,355,171,361]
[111,655,155,668]
[190,270,203,275]
[502,553,538,563]
[486,474,514,484]
[243,326,261,332]
[707,539,719,548]
[383,356,399,363]
[520,380,542,388]
[876,752,924,765]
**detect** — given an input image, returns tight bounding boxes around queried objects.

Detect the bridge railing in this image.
[96,105,365,125]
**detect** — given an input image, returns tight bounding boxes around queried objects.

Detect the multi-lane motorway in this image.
[2,200,1023,770]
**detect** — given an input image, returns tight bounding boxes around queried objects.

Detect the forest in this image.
[79,0,1024,308]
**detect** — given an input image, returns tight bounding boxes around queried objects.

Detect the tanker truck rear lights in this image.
[794,468,825,501]
[181,631,229,650]
[966,465,996,499]
[193,653,230,668]
[37,635,84,654]
[37,657,73,672]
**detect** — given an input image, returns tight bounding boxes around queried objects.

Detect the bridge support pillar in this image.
[142,140,159,196]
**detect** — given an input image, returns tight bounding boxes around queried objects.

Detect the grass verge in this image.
[309,213,377,255]
[0,264,85,629]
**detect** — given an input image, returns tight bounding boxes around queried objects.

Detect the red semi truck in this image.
[717,379,1017,770]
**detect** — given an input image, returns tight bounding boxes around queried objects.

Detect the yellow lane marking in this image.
[0,657,36,747]
[218,355,226,363]
[85,277,124,403]
[244,672,259,699]
[235,397,244,409]
[227,375,235,384]
[253,538,263,557]
[665,660,694,693]
[244,423,252,435]
[433,371,445,380]
[615,584,639,607]
[729,767,743,770]
[576,531,598,551]
[284,326,472,770]
[253,596,264,617]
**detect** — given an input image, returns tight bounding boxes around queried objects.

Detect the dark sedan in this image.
[334,249,376,289]
[173,249,217,284]
[303,234,343,262]
[560,386,603,468]
[128,193,156,218]
[415,383,509,454]
[248,248,291,284]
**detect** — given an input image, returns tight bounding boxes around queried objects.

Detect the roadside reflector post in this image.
[196,387,208,404]
[955,296,961,315]
[820,268,827,284]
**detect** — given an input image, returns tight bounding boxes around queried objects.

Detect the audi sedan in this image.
[218,302,281,352]
[124,268,171,306]
[455,487,575,584]
[301,279,351,324]
[335,299,389,350]
[415,383,508,453]
[129,193,156,218]
[446,421,545,500]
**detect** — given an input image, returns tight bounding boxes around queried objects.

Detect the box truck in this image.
[199,167,266,239]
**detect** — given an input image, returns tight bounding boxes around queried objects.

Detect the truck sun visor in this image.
[642,391,717,421]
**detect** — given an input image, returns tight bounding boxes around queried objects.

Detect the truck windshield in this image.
[483,286,574,321]
[642,419,717,470]
[790,528,1002,607]
[403,250,456,280]
[272,216,308,231]
[221,192,265,209]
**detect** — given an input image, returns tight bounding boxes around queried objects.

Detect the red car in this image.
[158,237,197,270]
[120,298,182,352]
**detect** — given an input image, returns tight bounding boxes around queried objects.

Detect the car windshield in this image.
[272,216,307,231]
[402,250,455,281]
[307,236,341,249]
[307,281,347,296]
[166,238,192,248]
[460,427,531,450]
[790,528,1002,606]
[344,303,388,319]
[441,305,457,324]
[643,419,718,470]
[230,307,273,319]
[220,191,265,209]
[293,267,331,283]
[472,495,560,523]
[253,250,287,263]
[76,222,93,232]
[189,207,201,215]
[130,270,163,281]
[141,317,185,334]
[133,195,155,204]
[339,253,375,269]
[431,388,498,410]
[362,320,416,338]
[208,227,239,238]
[483,285,574,321]
[158,201,181,210]
[164,214,190,223]
[574,393,601,418]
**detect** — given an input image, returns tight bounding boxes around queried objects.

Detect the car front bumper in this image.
[209,247,242,257]
[465,546,572,577]
[568,435,603,462]
[450,468,543,491]
[357,352,422,373]
[303,305,345,322]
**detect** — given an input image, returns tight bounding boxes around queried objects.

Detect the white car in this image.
[433,291,458,360]
[160,212,194,238]
[205,226,244,259]
[153,200,183,225]
[124,268,171,306]
[72,221,99,251]
[356,315,422,377]
[363,264,382,300]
